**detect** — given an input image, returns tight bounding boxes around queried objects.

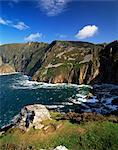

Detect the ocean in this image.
[0,73,118,128]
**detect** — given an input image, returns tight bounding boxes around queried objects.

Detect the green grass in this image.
[44,62,72,80]
[0,120,118,150]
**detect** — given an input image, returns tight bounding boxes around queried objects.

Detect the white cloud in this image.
[39,0,71,16]
[0,17,9,25]
[0,17,29,30]
[12,22,29,30]
[24,33,42,41]
[75,25,98,39]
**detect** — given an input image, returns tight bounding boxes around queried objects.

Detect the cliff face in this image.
[98,41,118,84]
[0,64,15,74]
[0,42,48,76]
[32,41,104,84]
[0,40,118,84]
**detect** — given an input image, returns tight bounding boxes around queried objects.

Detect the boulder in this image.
[13,104,51,131]
[53,145,68,150]
[40,146,68,150]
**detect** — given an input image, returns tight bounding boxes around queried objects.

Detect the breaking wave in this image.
[0,72,19,76]
[11,74,118,114]
[11,74,92,90]
[0,73,118,127]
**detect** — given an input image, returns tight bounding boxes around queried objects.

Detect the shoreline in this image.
[0,72,19,76]
[0,73,118,128]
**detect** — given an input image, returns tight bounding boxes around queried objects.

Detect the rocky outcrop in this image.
[12,104,51,131]
[0,64,15,74]
[40,146,68,150]
[53,145,68,150]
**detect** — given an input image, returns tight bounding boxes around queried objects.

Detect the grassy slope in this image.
[0,119,118,150]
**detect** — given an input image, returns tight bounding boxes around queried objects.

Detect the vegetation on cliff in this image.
[0,40,118,84]
[0,42,48,76]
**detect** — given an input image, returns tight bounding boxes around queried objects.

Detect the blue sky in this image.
[0,0,117,44]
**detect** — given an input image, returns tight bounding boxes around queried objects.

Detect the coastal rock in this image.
[0,64,15,74]
[53,145,68,150]
[51,75,66,83]
[13,104,51,131]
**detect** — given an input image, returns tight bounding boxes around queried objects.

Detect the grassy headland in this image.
[0,112,118,150]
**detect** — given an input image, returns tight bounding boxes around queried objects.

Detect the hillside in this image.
[0,40,118,84]
[0,42,48,76]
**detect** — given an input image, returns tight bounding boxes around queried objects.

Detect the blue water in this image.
[0,73,80,127]
[1,73,118,128]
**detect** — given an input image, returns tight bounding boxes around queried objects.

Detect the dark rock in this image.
[0,123,14,133]
[112,98,118,105]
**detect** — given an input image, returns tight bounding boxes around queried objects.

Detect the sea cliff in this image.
[0,40,117,84]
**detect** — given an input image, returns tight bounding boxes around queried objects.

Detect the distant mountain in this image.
[0,40,118,84]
